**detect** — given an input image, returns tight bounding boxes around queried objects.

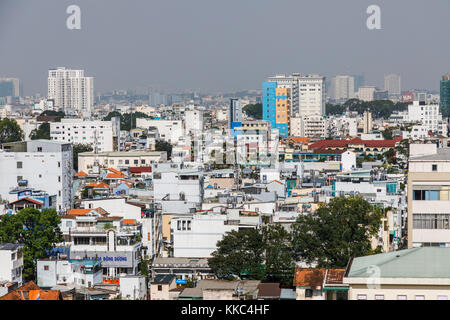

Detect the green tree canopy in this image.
[138,258,150,277]
[382,148,396,165]
[29,122,51,140]
[103,111,152,131]
[155,140,172,159]
[326,99,408,119]
[73,143,93,171]
[39,110,65,122]
[396,139,410,169]
[0,208,63,280]
[325,103,346,115]
[0,118,23,144]
[209,228,265,280]
[292,196,383,268]
[382,127,393,140]
[262,224,295,285]
[243,103,262,119]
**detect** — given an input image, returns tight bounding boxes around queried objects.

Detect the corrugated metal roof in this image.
[347,247,450,278]
[410,149,450,161]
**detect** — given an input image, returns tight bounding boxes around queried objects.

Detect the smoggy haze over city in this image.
[1,0,450,95]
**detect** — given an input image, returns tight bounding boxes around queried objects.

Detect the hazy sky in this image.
[1,0,450,95]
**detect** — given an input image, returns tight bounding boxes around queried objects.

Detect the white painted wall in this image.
[172,214,238,258]
[136,118,184,143]
[0,141,72,211]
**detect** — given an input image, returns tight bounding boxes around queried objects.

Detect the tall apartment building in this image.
[149,92,168,106]
[329,75,355,102]
[402,101,448,139]
[353,74,365,92]
[263,81,277,131]
[302,115,328,138]
[363,111,373,134]
[50,118,121,152]
[289,117,302,137]
[408,144,450,248]
[0,78,20,97]
[440,75,450,116]
[228,99,243,130]
[407,101,445,133]
[266,73,326,117]
[357,86,377,102]
[234,121,272,165]
[0,140,73,212]
[275,88,291,138]
[262,82,291,138]
[47,67,94,114]
[185,109,204,133]
[384,74,401,95]
[290,115,328,138]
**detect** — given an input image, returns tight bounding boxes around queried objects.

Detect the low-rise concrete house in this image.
[0,281,63,300]
[120,275,147,300]
[150,275,176,300]
[178,287,203,300]
[323,269,348,300]
[152,257,213,280]
[0,243,24,288]
[37,259,103,288]
[294,268,348,300]
[178,279,261,300]
[294,268,326,300]
[344,247,450,300]
[280,288,297,300]
[78,151,167,174]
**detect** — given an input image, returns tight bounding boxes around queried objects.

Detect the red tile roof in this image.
[293,268,326,288]
[312,149,346,154]
[108,168,122,175]
[0,281,61,300]
[105,172,123,179]
[36,115,60,122]
[17,281,40,291]
[129,166,152,174]
[288,137,310,144]
[325,269,346,285]
[75,171,88,177]
[93,207,109,216]
[269,180,283,184]
[85,182,110,189]
[9,197,43,206]
[361,140,397,148]
[28,290,62,300]
[309,140,351,150]
[67,209,91,216]
[309,137,399,151]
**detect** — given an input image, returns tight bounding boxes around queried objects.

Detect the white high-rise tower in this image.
[330,75,355,102]
[384,74,401,95]
[47,67,94,114]
[267,73,326,117]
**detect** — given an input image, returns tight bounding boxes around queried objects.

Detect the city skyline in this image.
[1,0,450,95]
